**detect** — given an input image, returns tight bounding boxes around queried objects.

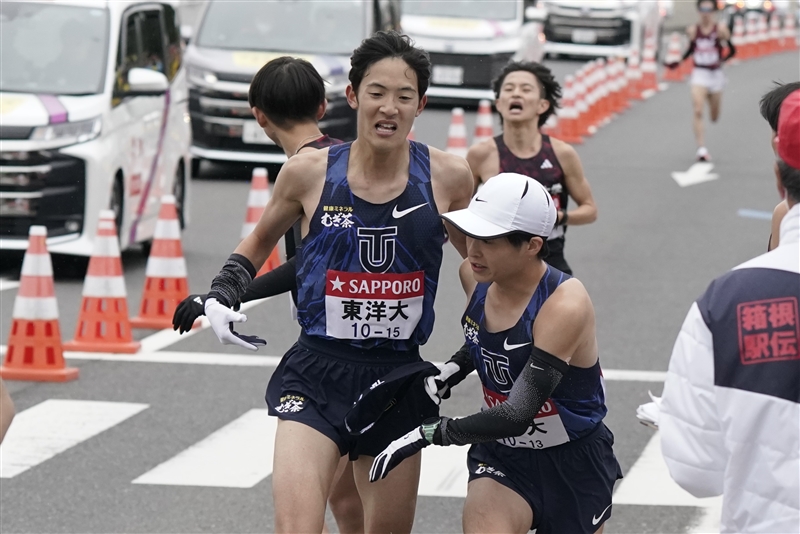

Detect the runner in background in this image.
[467,61,597,275]
[666,0,735,162]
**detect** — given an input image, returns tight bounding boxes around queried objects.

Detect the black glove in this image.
[172,294,207,334]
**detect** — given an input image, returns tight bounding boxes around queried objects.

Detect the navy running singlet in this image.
[296,141,445,352]
[495,134,568,241]
[692,24,723,70]
[462,266,607,448]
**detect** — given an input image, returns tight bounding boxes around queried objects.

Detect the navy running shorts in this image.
[467,422,623,533]
[265,336,438,460]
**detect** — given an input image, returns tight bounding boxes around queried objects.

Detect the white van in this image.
[0,0,191,257]
[402,0,546,103]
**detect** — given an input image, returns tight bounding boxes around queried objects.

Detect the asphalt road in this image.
[1,51,798,534]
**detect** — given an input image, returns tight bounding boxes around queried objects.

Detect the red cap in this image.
[777,90,800,169]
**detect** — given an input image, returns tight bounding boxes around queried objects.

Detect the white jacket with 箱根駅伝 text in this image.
[660,203,800,534]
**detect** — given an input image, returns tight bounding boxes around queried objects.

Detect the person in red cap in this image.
[370,173,621,534]
[659,90,800,534]
[759,81,800,250]
[666,0,735,162]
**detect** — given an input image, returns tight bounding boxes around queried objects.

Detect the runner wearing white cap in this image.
[370,173,621,534]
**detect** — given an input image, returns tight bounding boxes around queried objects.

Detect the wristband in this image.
[208,253,256,308]
[559,212,569,227]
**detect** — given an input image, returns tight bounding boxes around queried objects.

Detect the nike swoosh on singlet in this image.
[503,339,531,351]
[592,504,613,525]
[392,203,428,218]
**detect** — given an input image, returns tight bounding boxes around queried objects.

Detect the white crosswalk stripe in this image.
[132,409,277,488]
[0,399,148,478]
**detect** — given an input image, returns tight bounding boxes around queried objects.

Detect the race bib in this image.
[483,387,569,449]
[324,269,424,340]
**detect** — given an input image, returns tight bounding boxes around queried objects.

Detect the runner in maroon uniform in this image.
[468,61,597,275]
[172,56,363,534]
[666,0,734,162]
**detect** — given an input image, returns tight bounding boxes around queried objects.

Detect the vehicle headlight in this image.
[30,117,102,145]
[187,65,218,86]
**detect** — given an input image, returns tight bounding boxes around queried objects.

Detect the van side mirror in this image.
[127,68,169,95]
[180,24,193,44]
[524,6,547,22]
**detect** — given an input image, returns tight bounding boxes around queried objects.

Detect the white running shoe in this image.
[696,147,711,162]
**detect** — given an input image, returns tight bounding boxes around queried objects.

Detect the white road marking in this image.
[0,278,20,292]
[689,501,723,534]
[0,399,148,478]
[614,432,723,508]
[602,369,667,382]
[132,409,276,488]
[737,208,773,221]
[672,162,719,187]
[418,445,469,498]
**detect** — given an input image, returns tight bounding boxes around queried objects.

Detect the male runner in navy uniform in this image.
[370,173,621,533]
[467,62,597,275]
[172,56,364,533]
[202,32,472,533]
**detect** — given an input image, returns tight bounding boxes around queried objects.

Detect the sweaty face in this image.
[495,70,549,125]
[347,57,425,148]
[466,236,536,284]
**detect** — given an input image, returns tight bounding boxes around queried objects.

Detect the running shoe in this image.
[696,147,711,162]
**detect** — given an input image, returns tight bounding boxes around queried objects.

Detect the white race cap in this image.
[441,173,557,239]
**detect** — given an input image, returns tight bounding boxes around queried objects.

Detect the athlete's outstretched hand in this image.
[172,294,207,334]
[204,297,266,351]
[424,361,463,405]
[370,421,437,482]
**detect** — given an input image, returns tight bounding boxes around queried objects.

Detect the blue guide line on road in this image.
[737,209,773,221]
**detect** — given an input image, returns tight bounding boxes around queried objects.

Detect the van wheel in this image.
[191,158,201,178]
[174,161,186,230]
[110,175,124,239]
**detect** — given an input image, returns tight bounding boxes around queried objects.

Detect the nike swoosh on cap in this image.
[592,504,612,525]
[392,203,428,218]
[504,339,531,351]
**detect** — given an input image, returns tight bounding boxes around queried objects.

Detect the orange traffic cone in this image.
[584,61,601,132]
[1,226,78,382]
[785,14,798,52]
[574,67,591,137]
[730,16,745,63]
[626,50,644,101]
[241,168,281,276]
[555,75,583,144]
[768,14,781,54]
[611,57,629,114]
[472,100,494,146]
[446,107,468,158]
[662,33,685,82]
[596,58,612,124]
[756,14,769,57]
[63,211,140,353]
[639,36,660,97]
[130,195,190,330]
[742,15,757,59]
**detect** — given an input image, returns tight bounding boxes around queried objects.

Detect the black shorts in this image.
[265,335,438,460]
[467,423,623,533]
[545,237,572,275]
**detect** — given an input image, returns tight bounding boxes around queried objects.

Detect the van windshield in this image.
[197,0,366,55]
[403,0,518,20]
[0,3,109,95]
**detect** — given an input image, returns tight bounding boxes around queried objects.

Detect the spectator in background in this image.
[659,90,800,533]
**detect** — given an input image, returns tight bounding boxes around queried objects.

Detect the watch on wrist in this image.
[560,211,569,227]
[421,417,441,444]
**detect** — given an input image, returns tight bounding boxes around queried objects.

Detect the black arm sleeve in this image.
[448,342,475,384]
[241,256,298,303]
[723,40,736,61]
[434,346,569,446]
[208,253,256,308]
[680,40,696,63]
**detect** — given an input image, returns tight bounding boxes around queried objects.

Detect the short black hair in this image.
[492,62,562,128]
[506,231,550,259]
[778,159,800,203]
[248,56,326,127]
[759,81,800,132]
[349,31,431,98]
[696,0,719,10]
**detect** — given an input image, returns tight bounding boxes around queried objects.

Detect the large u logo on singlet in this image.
[481,347,514,394]
[358,227,397,274]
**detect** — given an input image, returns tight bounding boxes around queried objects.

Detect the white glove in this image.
[204,297,266,351]
[424,361,462,406]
